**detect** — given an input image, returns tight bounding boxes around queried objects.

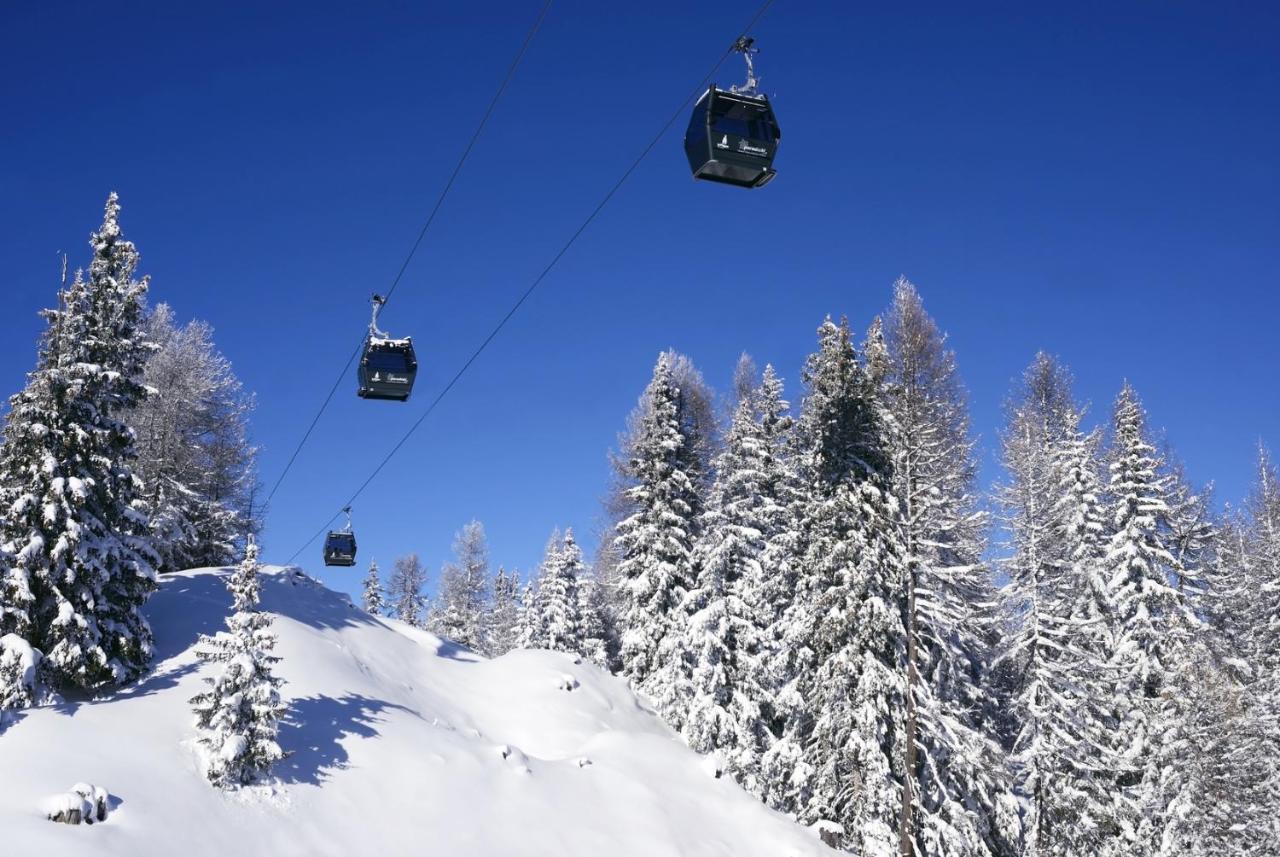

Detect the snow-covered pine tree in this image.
[527,529,585,654]
[189,538,286,788]
[760,316,912,853]
[0,194,157,691]
[486,567,522,656]
[613,353,703,726]
[683,361,787,794]
[362,560,387,616]
[132,304,259,572]
[876,280,1020,857]
[387,553,427,627]
[1102,383,1194,856]
[431,521,491,652]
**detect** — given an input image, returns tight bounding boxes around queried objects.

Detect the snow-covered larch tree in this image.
[996,354,1118,856]
[431,521,491,652]
[189,538,286,788]
[0,193,157,691]
[577,571,612,669]
[486,567,522,656]
[387,554,427,627]
[876,280,1020,857]
[132,304,259,572]
[361,560,386,616]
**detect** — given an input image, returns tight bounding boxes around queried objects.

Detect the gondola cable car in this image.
[323,506,358,567]
[684,36,782,189]
[357,294,419,402]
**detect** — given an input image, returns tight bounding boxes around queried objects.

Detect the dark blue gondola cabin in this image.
[358,336,418,402]
[323,531,357,567]
[684,85,781,189]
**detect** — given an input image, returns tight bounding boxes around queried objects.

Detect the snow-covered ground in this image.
[0,566,830,856]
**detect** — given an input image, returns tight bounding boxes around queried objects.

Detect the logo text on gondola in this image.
[737,141,768,156]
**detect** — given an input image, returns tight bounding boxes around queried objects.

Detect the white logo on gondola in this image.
[737,140,768,156]
[717,134,730,149]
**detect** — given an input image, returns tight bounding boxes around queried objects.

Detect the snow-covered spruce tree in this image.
[387,553,427,627]
[1102,383,1194,856]
[0,194,157,691]
[875,281,1020,857]
[993,353,1115,855]
[683,362,790,795]
[759,317,911,853]
[486,567,522,656]
[361,560,386,616]
[0,632,42,715]
[1160,455,1215,598]
[613,353,706,727]
[189,538,286,787]
[431,521,491,651]
[527,529,585,654]
[1049,407,1125,855]
[132,304,259,572]
[514,579,537,650]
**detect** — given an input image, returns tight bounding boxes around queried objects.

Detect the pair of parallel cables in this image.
[271,0,778,564]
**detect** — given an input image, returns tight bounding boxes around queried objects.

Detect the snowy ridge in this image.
[0,566,830,857]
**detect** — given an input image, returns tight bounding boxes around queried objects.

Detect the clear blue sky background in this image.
[3,1,1278,602]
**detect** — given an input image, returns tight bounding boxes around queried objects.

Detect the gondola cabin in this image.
[684,85,781,189]
[323,531,357,567]
[358,336,418,402]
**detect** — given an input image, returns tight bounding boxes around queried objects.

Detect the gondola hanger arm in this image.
[730,36,760,96]
[368,294,389,339]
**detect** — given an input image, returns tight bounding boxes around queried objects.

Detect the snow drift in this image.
[0,566,830,856]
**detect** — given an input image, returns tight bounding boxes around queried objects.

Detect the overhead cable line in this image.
[263,0,554,508]
[285,0,779,565]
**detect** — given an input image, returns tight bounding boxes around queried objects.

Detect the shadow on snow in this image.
[275,693,414,785]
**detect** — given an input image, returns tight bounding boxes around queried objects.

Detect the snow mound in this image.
[0,566,831,856]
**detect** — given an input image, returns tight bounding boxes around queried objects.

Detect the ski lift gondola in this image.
[358,294,418,402]
[684,37,781,189]
[323,507,358,567]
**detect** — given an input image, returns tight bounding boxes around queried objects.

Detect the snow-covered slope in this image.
[0,566,830,856]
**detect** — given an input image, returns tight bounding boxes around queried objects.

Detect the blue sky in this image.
[3,1,1278,601]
